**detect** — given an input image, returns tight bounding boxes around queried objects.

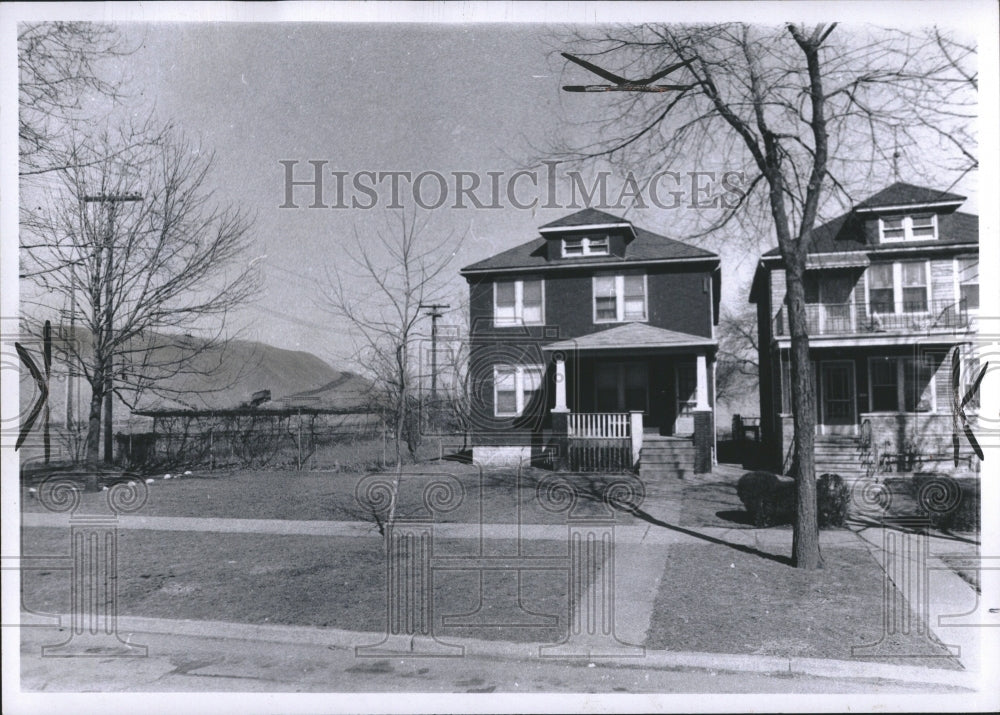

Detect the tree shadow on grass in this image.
[536,471,795,568]
[715,509,756,526]
[847,515,981,546]
[624,505,795,567]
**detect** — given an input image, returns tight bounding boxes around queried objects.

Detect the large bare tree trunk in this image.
[784,257,821,569]
[84,377,103,466]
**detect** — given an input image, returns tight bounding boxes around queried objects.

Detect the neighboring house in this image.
[749,183,980,478]
[460,208,721,476]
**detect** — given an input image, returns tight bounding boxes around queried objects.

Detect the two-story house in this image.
[460,208,721,476]
[750,183,980,477]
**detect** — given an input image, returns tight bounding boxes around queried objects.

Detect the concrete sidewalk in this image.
[20,511,865,549]
[17,475,994,697]
[15,612,981,692]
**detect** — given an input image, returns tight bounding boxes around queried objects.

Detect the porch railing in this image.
[774,298,968,337]
[562,412,641,473]
[567,412,631,439]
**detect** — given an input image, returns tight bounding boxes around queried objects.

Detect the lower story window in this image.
[868,356,934,413]
[595,362,648,412]
[494,364,543,417]
[676,363,697,416]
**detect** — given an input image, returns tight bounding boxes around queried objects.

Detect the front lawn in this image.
[646,544,962,669]
[21,465,646,526]
[21,528,578,645]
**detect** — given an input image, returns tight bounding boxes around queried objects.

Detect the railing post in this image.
[551,409,570,471]
[629,411,643,469]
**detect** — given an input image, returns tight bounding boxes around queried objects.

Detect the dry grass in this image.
[646,544,962,669]
[21,529,575,644]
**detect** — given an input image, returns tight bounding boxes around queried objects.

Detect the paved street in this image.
[16,625,971,695]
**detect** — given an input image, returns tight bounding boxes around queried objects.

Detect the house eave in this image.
[538,222,637,238]
[460,254,720,276]
[854,200,964,214]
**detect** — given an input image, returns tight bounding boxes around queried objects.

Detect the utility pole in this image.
[419,303,449,401]
[84,192,142,464]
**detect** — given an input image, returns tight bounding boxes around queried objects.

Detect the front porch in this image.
[544,323,717,474]
[772,342,981,477]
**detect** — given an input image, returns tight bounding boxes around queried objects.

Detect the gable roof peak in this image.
[538,207,632,231]
[854,182,966,212]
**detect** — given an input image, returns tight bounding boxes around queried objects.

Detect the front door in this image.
[820,361,856,435]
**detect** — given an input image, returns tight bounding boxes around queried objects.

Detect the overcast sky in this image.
[18,15,985,371]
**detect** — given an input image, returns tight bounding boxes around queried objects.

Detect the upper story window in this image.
[866,260,929,314]
[562,235,609,257]
[957,257,979,310]
[594,274,647,323]
[494,279,544,326]
[878,213,937,243]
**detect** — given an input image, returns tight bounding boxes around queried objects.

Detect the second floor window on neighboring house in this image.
[868,263,895,314]
[958,257,979,310]
[494,364,542,417]
[901,261,928,312]
[494,279,544,326]
[879,214,937,242]
[867,261,929,315]
[594,274,647,323]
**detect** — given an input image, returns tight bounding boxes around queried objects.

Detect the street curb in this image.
[29,613,977,690]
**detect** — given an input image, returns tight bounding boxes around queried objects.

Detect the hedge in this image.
[736,471,849,528]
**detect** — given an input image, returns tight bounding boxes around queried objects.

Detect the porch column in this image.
[693,352,712,474]
[553,356,568,413]
[695,353,709,411]
[551,355,570,470]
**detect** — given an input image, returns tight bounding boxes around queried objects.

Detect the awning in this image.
[543,322,716,353]
[805,252,870,270]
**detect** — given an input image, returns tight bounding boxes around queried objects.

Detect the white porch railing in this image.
[561,412,643,472]
[567,412,630,439]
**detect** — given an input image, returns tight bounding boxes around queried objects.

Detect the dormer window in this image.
[562,235,609,257]
[879,214,937,243]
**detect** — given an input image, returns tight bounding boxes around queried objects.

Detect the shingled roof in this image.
[538,207,631,230]
[544,322,716,352]
[461,210,717,274]
[761,184,977,258]
[854,182,966,210]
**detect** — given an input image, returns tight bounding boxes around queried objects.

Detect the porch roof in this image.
[543,323,716,353]
[805,251,870,270]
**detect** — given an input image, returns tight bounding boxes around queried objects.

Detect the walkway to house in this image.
[17,463,991,694]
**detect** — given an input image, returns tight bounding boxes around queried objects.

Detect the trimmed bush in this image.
[736,471,793,527]
[816,473,849,527]
[736,471,849,528]
[912,474,980,533]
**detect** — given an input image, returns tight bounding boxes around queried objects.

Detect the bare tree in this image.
[550,24,976,568]
[21,121,260,467]
[716,301,759,405]
[18,22,134,177]
[431,297,474,452]
[321,211,462,461]
[321,209,462,528]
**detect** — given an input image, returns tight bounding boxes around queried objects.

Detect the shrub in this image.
[816,473,849,527]
[736,470,849,528]
[736,471,793,527]
[912,474,980,533]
